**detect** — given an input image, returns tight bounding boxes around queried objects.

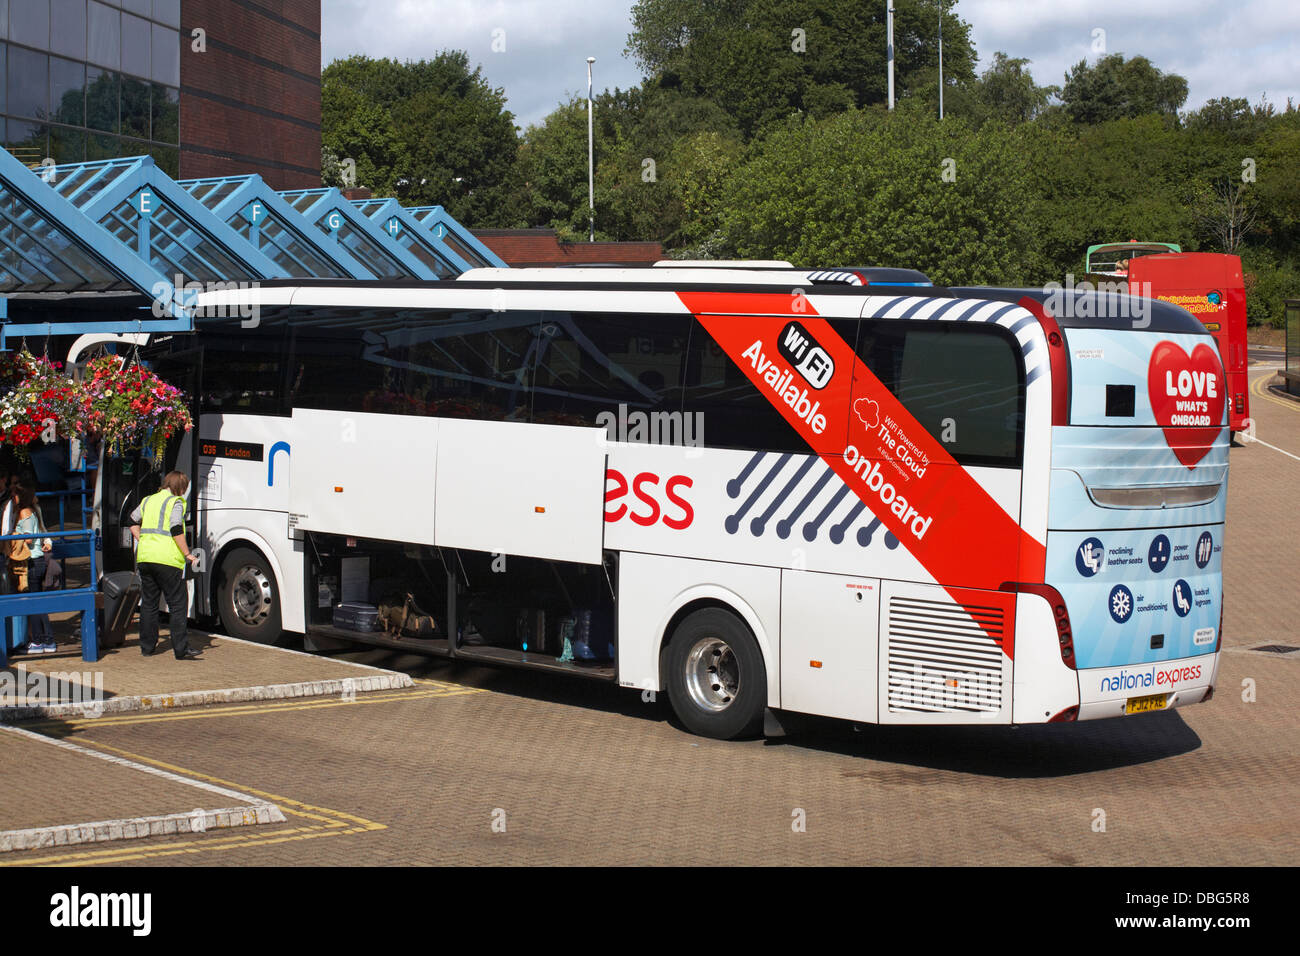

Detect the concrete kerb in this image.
[0,671,413,722]
[0,804,286,853]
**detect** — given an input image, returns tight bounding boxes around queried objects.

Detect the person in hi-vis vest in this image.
[130,471,201,660]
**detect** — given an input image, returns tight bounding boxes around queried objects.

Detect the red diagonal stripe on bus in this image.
[680,290,1047,655]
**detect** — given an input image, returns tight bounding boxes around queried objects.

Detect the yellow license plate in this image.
[1125,693,1168,714]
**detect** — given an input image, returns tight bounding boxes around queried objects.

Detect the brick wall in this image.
[179,0,321,189]
[475,230,663,268]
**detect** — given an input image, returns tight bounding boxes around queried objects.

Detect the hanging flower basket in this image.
[0,351,192,461]
[0,352,80,458]
[78,355,193,460]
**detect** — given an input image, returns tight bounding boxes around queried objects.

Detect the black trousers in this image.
[138,562,190,658]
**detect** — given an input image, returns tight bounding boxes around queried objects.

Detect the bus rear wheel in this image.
[217,547,284,645]
[665,608,766,740]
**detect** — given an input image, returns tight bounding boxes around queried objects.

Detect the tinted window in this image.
[681,316,833,454]
[152,0,180,29]
[150,22,178,85]
[85,67,118,131]
[50,0,87,60]
[532,313,690,434]
[121,12,149,79]
[150,83,177,142]
[10,0,50,50]
[49,55,85,126]
[49,124,84,162]
[281,310,538,423]
[195,333,287,416]
[854,320,1024,467]
[120,75,149,138]
[7,45,47,119]
[87,1,120,70]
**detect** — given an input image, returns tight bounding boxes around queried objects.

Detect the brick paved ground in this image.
[3,645,1295,866]
[0,730,246,833]
[1,367,1296,866]
[1222,370,1300,649]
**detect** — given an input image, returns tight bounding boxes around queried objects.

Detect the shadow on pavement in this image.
[768,709,1203,779]
[333,647,1203,778]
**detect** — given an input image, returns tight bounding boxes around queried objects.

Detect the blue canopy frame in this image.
[278,187,436,280]
[0,148,191,343]
[181,174,376,280]
[352,197,487,276]
[48,156,285,283]
[1,144,510,347]
[405,204,505,270]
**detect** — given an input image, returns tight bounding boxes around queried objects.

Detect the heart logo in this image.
[1147,341,1225,469]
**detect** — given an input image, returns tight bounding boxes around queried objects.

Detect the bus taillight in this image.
[1234,395,1245,415]
[1000,582,1076,669]
[1048,705,1079,723]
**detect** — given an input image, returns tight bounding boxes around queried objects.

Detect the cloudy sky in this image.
[322,0,1300,129]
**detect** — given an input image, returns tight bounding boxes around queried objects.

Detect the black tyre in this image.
[665,608,767,739]
[216,547,284,644]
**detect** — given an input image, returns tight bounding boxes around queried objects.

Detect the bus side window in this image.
[852,320,1025,468]
[683,316,816,455]
[286,309,539,423]
[199,329,290,416]
[532,313,690,437]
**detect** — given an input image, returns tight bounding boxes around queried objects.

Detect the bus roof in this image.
[192,275,1209,336]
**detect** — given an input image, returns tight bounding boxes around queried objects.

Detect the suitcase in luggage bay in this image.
[333,601,379,632]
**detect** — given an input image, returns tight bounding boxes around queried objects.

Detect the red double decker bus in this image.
[1087,242,1250,432]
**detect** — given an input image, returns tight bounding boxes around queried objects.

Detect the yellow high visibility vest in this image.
[137,490,186,568]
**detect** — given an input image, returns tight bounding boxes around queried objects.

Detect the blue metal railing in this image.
[0,528,99,666]
[36,488,91,532]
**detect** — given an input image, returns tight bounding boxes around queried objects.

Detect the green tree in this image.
[515,85,741,243]
[976,52,1058,124]
[626,0,976,137]
[715,105,1045,285]
[1060,54,1188,124]
[320,52,521,227]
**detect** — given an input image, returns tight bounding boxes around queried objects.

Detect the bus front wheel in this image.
[665,608,767,740]
[216,547,284,645]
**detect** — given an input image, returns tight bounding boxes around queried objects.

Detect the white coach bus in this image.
[96,264,1228,739]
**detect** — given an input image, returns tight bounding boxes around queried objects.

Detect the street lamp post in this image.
[887,1,895,110]
[938,2,944,119]
[586,56,596,243]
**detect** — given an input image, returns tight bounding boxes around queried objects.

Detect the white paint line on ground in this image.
[1,723,269,805]
[0,724,287,853]
[1241,434,1300,463]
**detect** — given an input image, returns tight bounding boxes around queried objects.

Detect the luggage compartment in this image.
[302,533,619,680]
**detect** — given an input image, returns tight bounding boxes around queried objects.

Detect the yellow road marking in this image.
[5,677,486,865]
[1249,367,1300,414]
[2,737,390,866]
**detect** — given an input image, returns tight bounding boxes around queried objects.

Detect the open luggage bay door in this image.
[289,409,607,565]
[433,418,607,565]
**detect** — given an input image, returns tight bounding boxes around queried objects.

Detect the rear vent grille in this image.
[886,598,1005,714]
